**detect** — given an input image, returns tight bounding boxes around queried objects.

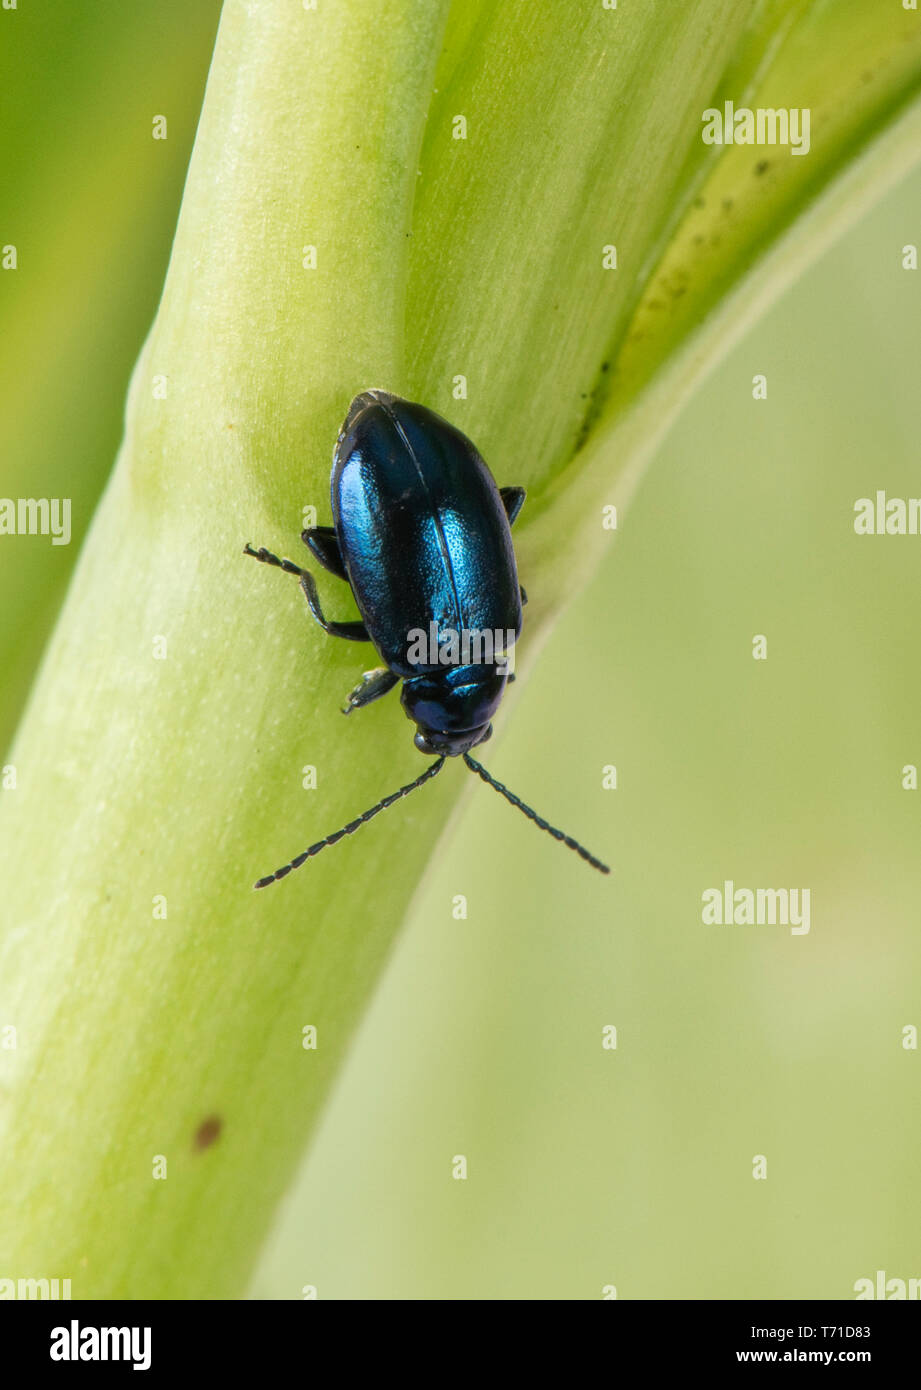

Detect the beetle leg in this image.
[298,570,370,641]
[244,543,307,578]
[341,667,400,715]
[519,585,528,605]
[500,486,526,526]
[242,545,370,640]
[244,544,372,642]
[302,526,348,581]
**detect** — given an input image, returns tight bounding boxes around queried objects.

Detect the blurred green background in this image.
[3,5,919,1300]
[0,1,222,745]
[247,169,921,1299]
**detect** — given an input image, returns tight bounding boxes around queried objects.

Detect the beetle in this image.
[245,389,609,886]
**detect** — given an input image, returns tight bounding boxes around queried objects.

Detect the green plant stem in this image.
[1,0,919,1298]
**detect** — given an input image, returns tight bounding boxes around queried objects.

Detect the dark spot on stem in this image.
[194,1115,222,1151]
[755,159,770,176]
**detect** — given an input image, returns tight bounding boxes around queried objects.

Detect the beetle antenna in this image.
[254,756,446,888]
[463,754,610,874]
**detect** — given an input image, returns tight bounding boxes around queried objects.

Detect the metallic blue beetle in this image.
[245,390,609,885]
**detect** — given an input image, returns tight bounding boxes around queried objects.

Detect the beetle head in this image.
[401,666,505,758]
[412,723,492,757]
